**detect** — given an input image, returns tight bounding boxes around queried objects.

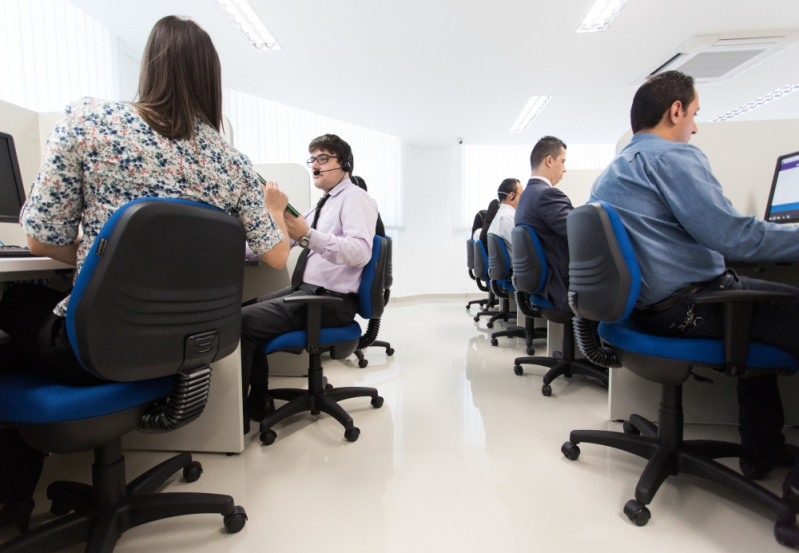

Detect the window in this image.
[223,88,403,227]
[0,0,122,112]
[460,143,615,227]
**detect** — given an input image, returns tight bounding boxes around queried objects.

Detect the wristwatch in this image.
[299,228,313,249]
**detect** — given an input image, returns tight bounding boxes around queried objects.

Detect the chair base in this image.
[0,440,245,553]
[562,385,798,547]
[353,340,395,368]
[466,298,489,310]
[259,357,383,445]
[491,315,547,354]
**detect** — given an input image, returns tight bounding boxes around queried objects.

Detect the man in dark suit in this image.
[514,136,571,310]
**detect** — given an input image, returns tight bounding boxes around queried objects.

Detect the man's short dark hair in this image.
[309,133,354,174]
[630,70,696,133]
[530,136,566,170]
[498,178,520,202]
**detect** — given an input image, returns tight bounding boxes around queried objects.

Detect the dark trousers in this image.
[0,284,102,505]
[239,283,359,402]
[631,271,799,458]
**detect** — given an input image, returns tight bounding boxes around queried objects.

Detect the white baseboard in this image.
[389,292,486,303]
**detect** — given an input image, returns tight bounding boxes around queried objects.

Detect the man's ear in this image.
[669,100,684,124]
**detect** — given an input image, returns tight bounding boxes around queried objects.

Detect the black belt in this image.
[634,281,710,316]
[316,287,358,301]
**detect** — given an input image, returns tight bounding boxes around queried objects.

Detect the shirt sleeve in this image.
[653,146,799,262]
[537,187,573,240]
[308,192,377,268]
[235,160,284,256]
[20,100,88,245]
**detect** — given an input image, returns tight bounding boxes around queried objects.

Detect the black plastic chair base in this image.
[466,298,489,310]
[259,359,383,445]
[353,340,395,367]
[562,384,798,547]
[1,441,245,553]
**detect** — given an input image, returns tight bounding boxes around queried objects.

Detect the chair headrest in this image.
[67,198,245,381]
[566,202,641,322]
[511,225,547,294]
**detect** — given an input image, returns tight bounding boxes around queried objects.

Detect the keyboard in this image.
[0,246,39,258]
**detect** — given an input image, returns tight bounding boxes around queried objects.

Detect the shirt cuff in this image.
[308,229,329,252]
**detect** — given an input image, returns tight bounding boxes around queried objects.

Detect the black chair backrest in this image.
[68,198,245,381]
[466,239,475,270]
[383,235,393,290]
[566,202,641,322]
[511,225,547,294]
[473,240,488,280]
[487,233,510,281]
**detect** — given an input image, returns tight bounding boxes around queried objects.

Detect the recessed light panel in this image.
[576,0,629,33]
[212,0,281,51]
[713,83,799,121]
[509,96,553,134]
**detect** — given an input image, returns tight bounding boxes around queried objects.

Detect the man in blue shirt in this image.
[590,71,799,491]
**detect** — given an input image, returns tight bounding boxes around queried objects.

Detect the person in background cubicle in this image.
[351,175,385,237]
[514,136,572,311]
[589,70,799,494]
[487,178,522,259]
[0,15,290,534]
[471,210,487,241]
[240,134,378,429]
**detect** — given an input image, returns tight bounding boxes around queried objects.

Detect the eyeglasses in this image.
[306,154,339,166]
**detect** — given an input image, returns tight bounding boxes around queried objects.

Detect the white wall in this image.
[616,119,799,218]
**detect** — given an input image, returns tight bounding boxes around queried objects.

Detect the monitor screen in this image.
[765,151,799,224]
[0,132,26,224]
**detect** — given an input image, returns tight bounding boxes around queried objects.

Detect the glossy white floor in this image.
[6,299,798,552]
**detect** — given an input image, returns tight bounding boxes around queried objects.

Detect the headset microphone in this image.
[313,167,343,176]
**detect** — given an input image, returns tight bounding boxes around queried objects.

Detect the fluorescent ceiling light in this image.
[576,0,630,33]
[712,83,799,121]
[211,0,281,51]
[510,96,553,133]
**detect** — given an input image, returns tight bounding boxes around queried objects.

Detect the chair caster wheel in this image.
[260,430,277,446]
[526,347,535,355]
[624,500,651,527]
[465,304,470,310]
[182,461,203,483]
[371,396,384,408]
[474,316,480,322]
[775,521,799,547]
[542,384,552,396]
[50,499,71,517]
[561,441,580,460]
[513,365,523,376]
[386,348,395,356]
[358,358,369,368]
[224,506,248,533]
[503,316,509,322]
[490,338,498,346]
[623,422,641,436]
[487,322,494,329]
[344,427,360,442]
[326,383,334,391]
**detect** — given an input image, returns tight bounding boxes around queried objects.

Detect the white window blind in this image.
[223,88,403,227]
[0,0,122,112]
[460,143,615,227]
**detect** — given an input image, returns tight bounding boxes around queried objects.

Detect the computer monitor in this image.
[0,132,26,224]
[764,150,799,224]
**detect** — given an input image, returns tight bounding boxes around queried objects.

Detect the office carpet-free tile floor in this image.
[3,299,796,552]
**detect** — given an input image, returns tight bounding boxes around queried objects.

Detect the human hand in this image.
[261,180,288,213]
[285,211,310,241]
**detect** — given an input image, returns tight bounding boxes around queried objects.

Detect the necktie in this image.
[291,194,329,289]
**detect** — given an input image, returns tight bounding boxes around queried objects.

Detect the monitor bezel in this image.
[0,131,26,224]
[764,149,799,224]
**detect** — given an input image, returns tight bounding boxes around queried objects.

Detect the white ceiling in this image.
[70,0,799,147]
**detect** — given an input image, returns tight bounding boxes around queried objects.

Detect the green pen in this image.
[257,172,300,217]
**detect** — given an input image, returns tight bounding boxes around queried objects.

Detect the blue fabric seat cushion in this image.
[599,318,798,371]
[0,372,172,424]
[530,294,556,310]
[261,322,362,355]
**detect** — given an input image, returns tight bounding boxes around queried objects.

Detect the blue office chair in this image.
[510,225,607,395]
[560,202,799,546]
[471,239,499,322]
[353,235,395,368]
[0,198,247,553]
[466,238,492,311]
[258,235,387,445]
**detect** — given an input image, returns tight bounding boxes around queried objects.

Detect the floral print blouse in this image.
[21,97,283,316]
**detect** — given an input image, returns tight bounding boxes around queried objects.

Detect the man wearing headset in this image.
[486,178,523,259]
[240,134,378,430]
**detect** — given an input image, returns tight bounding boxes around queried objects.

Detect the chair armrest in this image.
[283,296,343,305]
[687,291,795,304]
[283,294,342,354]
[685,290,795,376]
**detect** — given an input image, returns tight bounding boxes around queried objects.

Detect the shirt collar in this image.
[498,203,516,214]
[630,132,664,144]
[529,176,553,187]
[326,177,353,198]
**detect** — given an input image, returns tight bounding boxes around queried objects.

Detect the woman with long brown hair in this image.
[0,16,289,533]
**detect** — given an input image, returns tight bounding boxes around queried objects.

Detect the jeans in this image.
[631,271,799,459]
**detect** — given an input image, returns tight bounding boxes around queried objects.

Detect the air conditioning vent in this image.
[633,31,799,85]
